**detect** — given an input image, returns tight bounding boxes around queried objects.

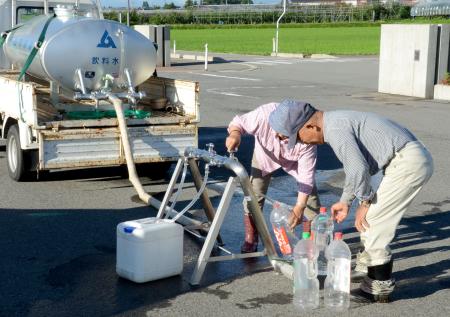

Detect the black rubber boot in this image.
[368,260,393,280]
[360,260,394,303]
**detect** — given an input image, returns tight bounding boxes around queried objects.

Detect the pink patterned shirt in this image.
[228,102,317,194]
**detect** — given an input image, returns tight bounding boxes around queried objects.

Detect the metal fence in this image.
[185,5,372,23]
[411,1,450,16]
[104,4,413,25]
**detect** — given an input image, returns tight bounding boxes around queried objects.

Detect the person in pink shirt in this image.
[225,100,320,253]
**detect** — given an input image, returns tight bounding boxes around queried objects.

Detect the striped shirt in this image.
[228,103,317,195]
[323,110,416,204]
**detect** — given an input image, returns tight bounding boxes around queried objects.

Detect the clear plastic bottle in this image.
[270,201,298,259]
[324,232,351,310]
[293,232,319,311]
[311,206,334,275]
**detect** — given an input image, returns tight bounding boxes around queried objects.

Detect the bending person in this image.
[225,101,320,253]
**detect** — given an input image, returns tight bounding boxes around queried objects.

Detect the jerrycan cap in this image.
[334,232,343,240]
[123,226,136,234]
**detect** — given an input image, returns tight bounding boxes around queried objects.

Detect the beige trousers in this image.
[359,141,434,267]
[244,154,320,218]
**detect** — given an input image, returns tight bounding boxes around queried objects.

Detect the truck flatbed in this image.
[0,71,199,179]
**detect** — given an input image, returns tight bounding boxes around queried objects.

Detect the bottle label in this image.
[272,225,292,255]
[334,258,351,293]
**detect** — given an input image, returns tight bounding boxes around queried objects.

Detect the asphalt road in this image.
[1,53,449,316]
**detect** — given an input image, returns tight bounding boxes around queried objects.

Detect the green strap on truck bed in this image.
[66,109,152,120]
[18,14,56,81]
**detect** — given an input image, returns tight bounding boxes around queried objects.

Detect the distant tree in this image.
[202,0,253,4]
[184,0,194,8]
[142,1,150,9]
[163,2,177,9]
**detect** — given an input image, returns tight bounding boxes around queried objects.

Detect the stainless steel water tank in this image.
[3,6,157,92]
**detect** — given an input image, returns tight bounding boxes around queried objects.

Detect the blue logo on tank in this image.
[97,30,117,48]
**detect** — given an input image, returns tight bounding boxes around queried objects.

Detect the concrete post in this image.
[204,43,208,71]
[378,24,438,99]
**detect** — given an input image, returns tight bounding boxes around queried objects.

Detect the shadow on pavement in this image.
[390,204,450,301]
[0,203,269,316]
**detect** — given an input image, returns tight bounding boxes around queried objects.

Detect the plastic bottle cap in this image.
[319,207,327,214]
[273,202,280,208]
[302,232,311,239]
[124,226,136,234]
[334,232,343,240]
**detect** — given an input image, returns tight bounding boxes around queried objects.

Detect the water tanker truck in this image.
[0,0,199,181]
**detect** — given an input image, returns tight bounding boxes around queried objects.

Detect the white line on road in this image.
[246,61,289,66]
[268,60,294,64]
[217,92,244,97]
[206,88,259,99]
[248,60,293,65]
[218,63,259,73]
[189,72,261,81]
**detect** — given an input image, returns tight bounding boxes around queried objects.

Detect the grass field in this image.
[171,25,381,55]
[171,18,450,55]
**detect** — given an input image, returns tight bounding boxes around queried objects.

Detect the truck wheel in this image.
[6,125,26,181]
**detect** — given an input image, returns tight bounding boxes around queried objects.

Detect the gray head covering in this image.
[269,99,317,149]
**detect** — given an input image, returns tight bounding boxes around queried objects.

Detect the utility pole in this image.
[127,0,131,27]
[275,0,287,55]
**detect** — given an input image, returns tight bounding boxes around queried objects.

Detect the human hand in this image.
[355,204,370,232]
[288,204,304,231]
[331,201,350,223]
[225,131,241,152]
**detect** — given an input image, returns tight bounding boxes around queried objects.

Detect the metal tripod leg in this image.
[188,158,224,246]
[156,158,184,219]
[190,176,237,285]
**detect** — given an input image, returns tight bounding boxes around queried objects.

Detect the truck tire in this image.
[6,125,26,181]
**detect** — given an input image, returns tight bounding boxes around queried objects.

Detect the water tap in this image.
[206,143,216,155]
[228,149,238,161]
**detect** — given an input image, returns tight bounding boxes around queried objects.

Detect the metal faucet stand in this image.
[156,144,283,286]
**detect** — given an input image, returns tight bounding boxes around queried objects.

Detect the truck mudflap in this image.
[38,124,197,169]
